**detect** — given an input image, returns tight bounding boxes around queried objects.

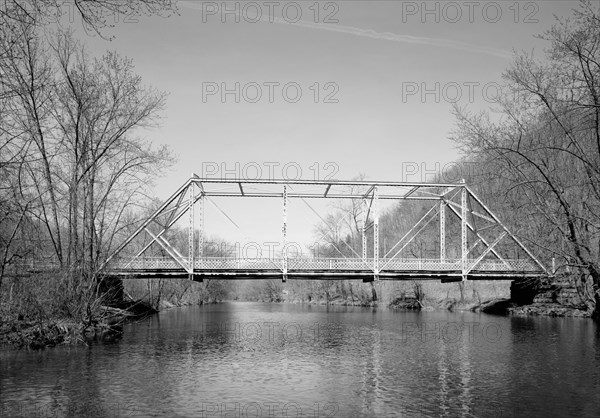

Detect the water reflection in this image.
[437,338,451,417]
[1,303,600,417]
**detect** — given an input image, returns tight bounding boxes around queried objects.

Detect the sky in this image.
[64,0,583,254]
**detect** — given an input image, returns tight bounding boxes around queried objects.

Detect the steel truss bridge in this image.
[100,176,548,283]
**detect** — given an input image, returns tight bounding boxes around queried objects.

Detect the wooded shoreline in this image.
[1,275,594,350]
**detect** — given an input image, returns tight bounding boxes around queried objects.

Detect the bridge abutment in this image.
[510,277,542,306]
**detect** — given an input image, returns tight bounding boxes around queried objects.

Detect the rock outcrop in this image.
[509,275,592,317]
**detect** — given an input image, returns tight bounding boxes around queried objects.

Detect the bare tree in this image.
[0,1,176,33]
[309,176,381,302]
[0,29,173,335]
[451,0,600,316]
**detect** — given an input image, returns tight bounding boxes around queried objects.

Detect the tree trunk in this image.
[86,166,96,280]
[370,282,378,302]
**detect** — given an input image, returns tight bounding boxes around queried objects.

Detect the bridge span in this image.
[100,176,548,282]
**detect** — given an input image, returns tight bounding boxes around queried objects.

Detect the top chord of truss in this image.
[191,176,463,200]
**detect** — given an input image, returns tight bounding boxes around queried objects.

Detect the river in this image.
[1,302,600,417]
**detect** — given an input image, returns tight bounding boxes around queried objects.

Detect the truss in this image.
[100,176,548,282]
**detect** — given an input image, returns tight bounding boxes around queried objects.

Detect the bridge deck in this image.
[103,257,545,281]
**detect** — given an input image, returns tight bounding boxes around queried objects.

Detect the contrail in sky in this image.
[269,16,512,58]
[179,1,512,59]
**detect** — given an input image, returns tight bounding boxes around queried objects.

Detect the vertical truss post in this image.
[373,186,379,279]
[440,200,446,261]
[188,183,195,279]
[198,192,204,260]
[282,184,288,282]
[461,183,468,281]
[362,198,368,262]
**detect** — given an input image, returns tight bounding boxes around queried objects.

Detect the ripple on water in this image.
[1,304,600,417]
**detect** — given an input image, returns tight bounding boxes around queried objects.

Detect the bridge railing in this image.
[108,257,541,272]
[4,257,542,275]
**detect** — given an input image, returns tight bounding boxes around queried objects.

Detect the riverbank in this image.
[278,278,598,318]
[273,296,596,318]
[0,300,157,350]
[3,279,595,350]
[508,304,592,317]
[310,295,595,317]
[507,275,595,318]
[272,279,514,312]
[258,282,597,319]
